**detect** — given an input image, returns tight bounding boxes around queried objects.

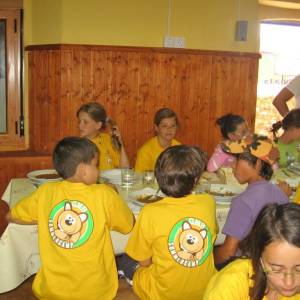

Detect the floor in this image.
[0,276,139,300]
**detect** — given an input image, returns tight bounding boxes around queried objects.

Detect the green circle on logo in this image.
[168,217,212,268]
[49,200,94,249]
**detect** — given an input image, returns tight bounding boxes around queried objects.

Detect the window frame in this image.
[0,8,24,151]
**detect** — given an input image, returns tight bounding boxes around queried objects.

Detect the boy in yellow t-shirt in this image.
[118,145,217,300]
[6,137,134,300]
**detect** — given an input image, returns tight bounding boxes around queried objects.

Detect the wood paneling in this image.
[26,44,260,164]
[0,153,52,196]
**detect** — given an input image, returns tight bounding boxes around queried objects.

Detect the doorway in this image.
[255,22,300,136]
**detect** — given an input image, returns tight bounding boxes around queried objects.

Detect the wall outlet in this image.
[164,36,185,48]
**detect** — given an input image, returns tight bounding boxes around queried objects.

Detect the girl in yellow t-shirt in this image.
[204,203,300,300]
[134,107,181,172]
[77,102,130,170]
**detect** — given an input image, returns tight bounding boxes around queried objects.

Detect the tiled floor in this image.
[0,276,139,300]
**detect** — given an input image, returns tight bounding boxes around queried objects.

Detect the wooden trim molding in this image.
[25,44,261,59]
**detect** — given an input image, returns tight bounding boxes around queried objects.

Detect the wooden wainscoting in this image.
[0,152,52,196]
[26,44,260,164]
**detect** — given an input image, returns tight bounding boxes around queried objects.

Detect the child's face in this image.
[82,155,99,185]
[228,122,249,141]
[155,117,177,142]
[289,127,300,141]
[78,112,102,139]
[262,240,300,298]
[232,158,258,184]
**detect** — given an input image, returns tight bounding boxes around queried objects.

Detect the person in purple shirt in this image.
[214,135,291,267]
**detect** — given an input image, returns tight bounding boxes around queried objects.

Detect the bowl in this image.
[27,169,63,187]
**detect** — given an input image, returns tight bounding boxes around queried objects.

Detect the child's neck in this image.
[279,131,295,144]
[248,174,264,184]
[87,132,100,140]
[157,135,172,149]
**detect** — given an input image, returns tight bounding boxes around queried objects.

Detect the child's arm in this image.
[207,144,231,172]
[213,235,239,265]
[138,257,152,267]
[6,210,37,225]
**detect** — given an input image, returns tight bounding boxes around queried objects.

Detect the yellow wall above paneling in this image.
[24,0,259,52]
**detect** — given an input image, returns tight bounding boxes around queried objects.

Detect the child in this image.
[77,101,130,170]
[204,203,300,300]
[119,145,217,299]
[271,108,300,167]
[207,113,249,172]
[6,137,134,300]
[214,135,289,266]
[134,108,181,172]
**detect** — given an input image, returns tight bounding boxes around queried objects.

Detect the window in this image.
[0,9,24,150]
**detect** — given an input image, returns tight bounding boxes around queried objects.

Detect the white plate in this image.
[128,187,165,207]
[27,169,62,187]
[209,184,244,204]
[100,169,142,185]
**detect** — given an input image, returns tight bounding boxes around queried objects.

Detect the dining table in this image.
[0,168,298,293]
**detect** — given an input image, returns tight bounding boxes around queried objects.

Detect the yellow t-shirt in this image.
[203,259,300,300]
[135,136,181,172]
[92,133,120,170]
[126,194,217,300]
[11,181,134,300]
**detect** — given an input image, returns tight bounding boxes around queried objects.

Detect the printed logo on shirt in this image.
[168,217,212,268]
[48,200,94,249]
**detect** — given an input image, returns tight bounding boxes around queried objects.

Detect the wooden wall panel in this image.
[0,154,52,196]
[26,45,260,165]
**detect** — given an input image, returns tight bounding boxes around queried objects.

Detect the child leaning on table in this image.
[6,137,134,300]
[117,145,218,300]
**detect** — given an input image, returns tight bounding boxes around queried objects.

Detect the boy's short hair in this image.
[155,145,207,198]
[154,108,179,127]
[53,137,99,179]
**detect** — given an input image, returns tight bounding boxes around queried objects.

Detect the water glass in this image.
[121,168,134,188]
[143,171,155,187]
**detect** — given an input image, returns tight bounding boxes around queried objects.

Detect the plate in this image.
[27,169,62,187]
[128,188,165,207]
[289,162,300,171]
[100,169,142,185]
[209,184,244,204]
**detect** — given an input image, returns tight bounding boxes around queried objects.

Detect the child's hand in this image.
[277,180,293,197]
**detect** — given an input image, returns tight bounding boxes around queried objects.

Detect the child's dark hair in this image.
[154,108,179,127]
[53,137,99,179]
[237,151,273,180]
[154,145,207,197]
[76,102,107,129]
[216,113,245,139]
[271,108,300,141]
[239,203,300,300]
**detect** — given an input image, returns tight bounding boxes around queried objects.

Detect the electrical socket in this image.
[164,36,185,48]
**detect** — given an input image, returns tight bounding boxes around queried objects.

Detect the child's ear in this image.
[154,124,159,133]
[96,121,102,131]
[255,159,262,171]
[76,162,87,178]
[227,132,235,141]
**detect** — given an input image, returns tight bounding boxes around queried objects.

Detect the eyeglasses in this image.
[260,258,300,279]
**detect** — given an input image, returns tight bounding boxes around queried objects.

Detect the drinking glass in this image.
[121,168,134,188]
[143,171,155,187]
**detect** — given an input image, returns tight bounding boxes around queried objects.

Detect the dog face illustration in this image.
[179,221,207,255]
[54,202,88,243]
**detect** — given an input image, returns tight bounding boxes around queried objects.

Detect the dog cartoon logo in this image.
[168,218,212,268]
[177,221,207,261]
[49,200,93,249]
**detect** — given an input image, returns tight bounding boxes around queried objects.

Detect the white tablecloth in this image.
[0,178,229,293]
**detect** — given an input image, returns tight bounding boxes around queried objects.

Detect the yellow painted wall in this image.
[24,0,259,52]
